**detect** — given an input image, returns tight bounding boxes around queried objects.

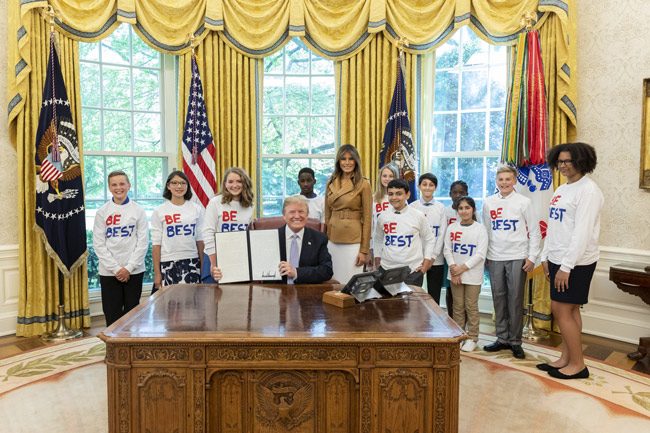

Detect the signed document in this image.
[215,231,251,283]
[249,230,281,281]
[215,230,281,283]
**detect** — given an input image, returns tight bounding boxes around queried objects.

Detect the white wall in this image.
[0,1,649,341]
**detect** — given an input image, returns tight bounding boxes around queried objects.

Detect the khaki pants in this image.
[451,283,481,341]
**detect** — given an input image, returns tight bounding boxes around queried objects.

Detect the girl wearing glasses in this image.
[151,170,205,291]
[539,142,604,380]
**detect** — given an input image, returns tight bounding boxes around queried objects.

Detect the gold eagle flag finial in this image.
[521,11,537,32]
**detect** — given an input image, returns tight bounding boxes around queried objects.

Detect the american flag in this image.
[182,56,217,207]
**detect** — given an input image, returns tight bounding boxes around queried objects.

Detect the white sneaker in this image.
[461,340,477,352]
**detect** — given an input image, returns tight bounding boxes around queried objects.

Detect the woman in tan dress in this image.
[324,144,372,283]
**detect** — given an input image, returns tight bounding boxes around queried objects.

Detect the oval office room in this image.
[0,1,649,432]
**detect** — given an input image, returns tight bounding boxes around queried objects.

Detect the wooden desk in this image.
[100,284,465,433]
[609,263,650,360]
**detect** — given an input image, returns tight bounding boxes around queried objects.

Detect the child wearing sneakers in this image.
[411,173,446,303]
[482,165,541,359]
[373,179,435,287]
[444,196,488,352]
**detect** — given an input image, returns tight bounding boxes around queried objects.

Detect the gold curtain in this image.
[12,12,90,337]
[530,10,577,332]
[336,33,417,180]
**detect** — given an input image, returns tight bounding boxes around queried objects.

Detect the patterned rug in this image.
[0,336,648,433]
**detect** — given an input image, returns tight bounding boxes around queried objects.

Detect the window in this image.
[80,25,177,289]
[430,27,507,211]
[260,39,336,216]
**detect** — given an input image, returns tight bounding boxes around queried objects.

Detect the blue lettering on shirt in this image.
[166,223,196,237]
[220,223,249,232]
[549,207,566,222]
[384,234,414,248]
[431,225,440,237]
[105,225,135,238]
[452,243,477,255]
[490,219,519,231]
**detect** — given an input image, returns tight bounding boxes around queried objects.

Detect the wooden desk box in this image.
[100,284,465,433]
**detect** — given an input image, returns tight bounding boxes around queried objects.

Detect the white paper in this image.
[249,230,281,281]
[215,231,251,283]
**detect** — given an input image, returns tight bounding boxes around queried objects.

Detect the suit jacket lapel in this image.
[278,226,287,262]
[328,177,355,204]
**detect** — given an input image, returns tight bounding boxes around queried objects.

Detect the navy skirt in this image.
[549,261,597,305]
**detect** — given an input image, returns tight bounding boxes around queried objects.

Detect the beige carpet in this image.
[1,337,649,433]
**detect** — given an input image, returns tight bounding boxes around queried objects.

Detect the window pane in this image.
[490,65,507,108]
[486,157,499,196]
[489,111,504,152]
[433,113,457,152]
[286,158,309,196]
[80,42,99,62]
[102,66,131,109]
[430,157,455,205]
[262,196,283,217]
[80,63,101,107]
[285,40,310,75]
[132,36,160,68]
[81,108,101,151]
[262,116,283,154]
[457,157,483,198]
[264,50,283,74]
[105,156,134,184]
[311,159,333,195]
[134,112,161,152]
[434,72,458,111]
[84,156,105,200]
[133,68,160,111]
[285,77,309,114]
[461,27,488,66]
[263,76,284,115]
[490,44,507,65]
[104,111,132,151]
[311,77,335,115]
[435,33,459,69]
[460,112,486,151]
[285,116,309,154]
[312,55,333,75]
[461,70,487,109]
[101,25,130,65]
[311,117,335,154]
[261,158,284,197]
[136,157,165,200]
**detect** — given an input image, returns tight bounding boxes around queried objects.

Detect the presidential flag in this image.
[182,56,217,208]
[380,57,418,201]
[34,37,87,276]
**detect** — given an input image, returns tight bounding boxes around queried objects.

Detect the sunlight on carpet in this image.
[1,337,649,433]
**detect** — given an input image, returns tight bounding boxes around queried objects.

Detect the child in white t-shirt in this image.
[444,196,488,352]
[204,167,255,282]
[297,167,324,222]
[151,171,204,291]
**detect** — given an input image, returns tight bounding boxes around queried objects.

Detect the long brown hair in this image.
[328,144,363,188]
[373,163,400,202]
[220,167,254,208]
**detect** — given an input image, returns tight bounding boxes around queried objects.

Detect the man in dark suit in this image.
[278,195,333,284]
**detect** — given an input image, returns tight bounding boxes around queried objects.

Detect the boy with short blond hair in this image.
[482,165,541,359]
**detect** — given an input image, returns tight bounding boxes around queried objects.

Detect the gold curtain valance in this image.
[8,0,575,125]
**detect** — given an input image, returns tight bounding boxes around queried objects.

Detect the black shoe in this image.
[483,341,510,352]
[548,367,590,380]
[511,345,525,359]
[536,363,560,372]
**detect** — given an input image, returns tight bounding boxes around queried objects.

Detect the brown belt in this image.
[332,210,363,219]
